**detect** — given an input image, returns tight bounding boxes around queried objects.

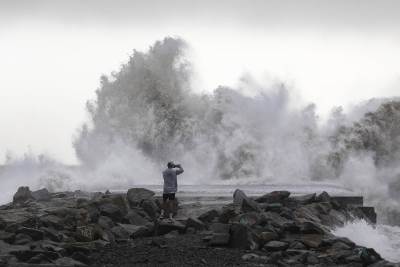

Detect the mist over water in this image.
[333,220,400,262]
[1,37,400,228]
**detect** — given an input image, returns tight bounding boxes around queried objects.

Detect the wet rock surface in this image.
[0,186,397,266]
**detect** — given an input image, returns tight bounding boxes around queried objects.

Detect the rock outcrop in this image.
[0,187,395,266]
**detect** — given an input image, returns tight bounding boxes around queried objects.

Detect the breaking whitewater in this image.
[1,37,400,262]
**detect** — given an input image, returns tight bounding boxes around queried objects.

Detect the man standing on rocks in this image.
[160,161,184,220]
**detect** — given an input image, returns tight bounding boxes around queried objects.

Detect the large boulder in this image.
[16,227,44,241]
[198,209,220,223]
[99,203,123,222]
[13,187,33,204]
[209,233,230,246]
[155,220,185,235]
[125,210,150,226]
[118,224,151,238]
[140,199,160,220]
[126,188,155,207]
[255,191,290,203]
[186,217,206,231]
[219,204,240,223]
[31,188,51,202]
[233,189,259,212]
[233,189,248,205]
[229,223,259,250]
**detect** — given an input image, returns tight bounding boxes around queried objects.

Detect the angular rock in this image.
[16,227,44,241]
[258,231,278,244]
[124,210,149,226]
[299,221,326,234]
[233,189,248,205]
[299,234,323,248]
[0,230,15,243]
[13,233,32,245]
[13,187,33,204]
[261,211,291,228]
[237,212,261,227]
[218,204,240,223]
[255,191,290,203]
[331,241,352,250]
[140,199,159,220]
[126,188,155,207]
[97,216,114,229]
[242,253,260,261]
[241,198,260,213]
[156,220,185,235]
[31,188,51,202]
[39,215,64,230]
[198,209,219,223]
[316,191,330,202]
[41,227,62,242]
[118,224,151,238]
[209,233,230,246]
[210,223,230,234]
[229,223,258,250]
[110,225,129,240]
[186,217,206,231]
[99,203,123,222]
[263,240,288,251]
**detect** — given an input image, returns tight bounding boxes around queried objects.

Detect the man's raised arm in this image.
[175,164,184,175]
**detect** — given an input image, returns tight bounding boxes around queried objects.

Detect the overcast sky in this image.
[1,0,400,164]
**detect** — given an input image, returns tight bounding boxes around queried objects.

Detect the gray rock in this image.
[118,224,150,238]
[241,197,260,213]
[331,241,352,250]
[209,233,230,246]
[218,204,240,223]
[258,231,278,244]
[237,212,261,227]
[39,215,64,230]
[255,191,290,203]
[99,203,123,222]
[263,240,288,251]
[13,187,33,204]
[198,209,219,223]
[110,225,130,240]
[124,210,149,226]
[97,216,114,229]
[140,199,159,219]
[126,188,155,207]
[229,223,258,250]
[0,230,15,243]
[13,233,32,245]
[156,220,185,235]
[32,188,51,202]
[186,217,206,231]
[299,221,326,234]
[241,253,260,261]
[41,227,62,242]
[16,227,44,241]
[209,223,230,234]
[233,189,248,205]
[316,191,330,202]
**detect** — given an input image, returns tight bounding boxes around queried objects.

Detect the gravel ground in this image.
[89,233,272,267]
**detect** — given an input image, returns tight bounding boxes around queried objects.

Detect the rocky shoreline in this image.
[0,186,398,267]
